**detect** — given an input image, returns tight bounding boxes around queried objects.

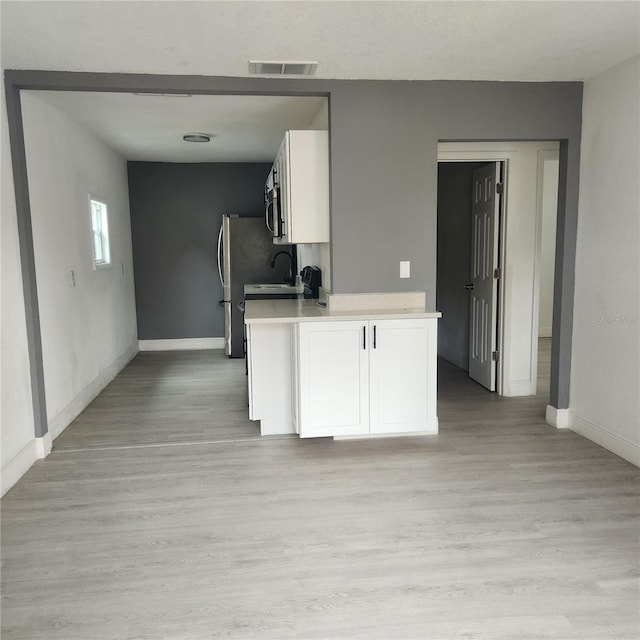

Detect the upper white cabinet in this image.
[271,130,330,245]
[295,318,439,438]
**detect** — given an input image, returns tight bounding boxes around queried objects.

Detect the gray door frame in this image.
[4,69,575,441]
[3,70,332,440]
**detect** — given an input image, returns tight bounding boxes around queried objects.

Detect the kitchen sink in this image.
[254,284,295,289]
[244,282,303,301]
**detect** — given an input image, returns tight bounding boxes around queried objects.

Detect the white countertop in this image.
[244,298,441,324]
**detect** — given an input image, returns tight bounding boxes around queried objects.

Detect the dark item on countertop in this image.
[301,266,322,299]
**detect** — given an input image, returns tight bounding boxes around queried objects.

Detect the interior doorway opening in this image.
[436,142,559,403]
[16,88,329,450]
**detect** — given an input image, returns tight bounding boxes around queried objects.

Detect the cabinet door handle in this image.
[363,325,366,350]
[373,325,377,349]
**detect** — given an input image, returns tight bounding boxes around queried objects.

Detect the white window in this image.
[90,197,111,267]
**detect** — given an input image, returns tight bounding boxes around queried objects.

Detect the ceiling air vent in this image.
[248,61,318,76]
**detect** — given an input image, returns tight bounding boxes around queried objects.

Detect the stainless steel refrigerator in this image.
[217,214,292,357]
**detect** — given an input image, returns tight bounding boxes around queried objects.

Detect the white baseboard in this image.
[1,439,39,497]
[538,327,552,338]
[546,405,571,429]
[2,344,139,496]
[138,338,225,351]
[35,433,52,458]
[503,379,535,397]
[568,410,640,467]
[1,432,59,497]
[49,341,139,440]
[437,352,467,372]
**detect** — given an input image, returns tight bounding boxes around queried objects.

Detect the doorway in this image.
[436,161,502,391]
[436,142,560,400]
[16,89,329,450]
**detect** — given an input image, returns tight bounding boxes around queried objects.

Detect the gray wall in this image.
[6,71,583,432]
[328,81,581,303]
[128,162,270,339]
[436,162,487,370]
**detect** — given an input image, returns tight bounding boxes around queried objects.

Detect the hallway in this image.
[437,338,552,429]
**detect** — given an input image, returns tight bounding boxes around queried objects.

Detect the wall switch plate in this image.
[70,270,76,287]
[400,261,411,278]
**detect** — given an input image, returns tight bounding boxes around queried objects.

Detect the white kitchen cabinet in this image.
[246,323,296,436]
[272,130,329,245]
[296,321,370,437]
[369,319,437,434]
[295,318,438,438]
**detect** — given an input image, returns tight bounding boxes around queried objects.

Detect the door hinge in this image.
[493,267,501,279]
[496,182,504,194]
[492,351,499,362]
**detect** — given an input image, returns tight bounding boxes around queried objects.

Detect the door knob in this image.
[465,283,475,290]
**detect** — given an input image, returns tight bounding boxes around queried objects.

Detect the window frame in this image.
[89,194,111,269]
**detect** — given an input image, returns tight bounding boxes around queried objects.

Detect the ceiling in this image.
[24,91,327,162]
[2,1,638,82]
[5,1,639,163]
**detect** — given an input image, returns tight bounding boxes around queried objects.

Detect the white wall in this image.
[297,243,331,293]
[569,56,640,466]
[1,78,38,495]
[21,91,138,440]
[537,154,559,338]
[309,101,329,131]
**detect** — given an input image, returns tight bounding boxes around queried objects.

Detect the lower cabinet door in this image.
[368,319,438,434]
[297,321,370,438]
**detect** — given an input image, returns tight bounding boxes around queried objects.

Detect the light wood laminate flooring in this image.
[2,340,638,639]
[53,350,264,451]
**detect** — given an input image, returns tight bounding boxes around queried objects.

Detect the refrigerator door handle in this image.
[217,222,224,287]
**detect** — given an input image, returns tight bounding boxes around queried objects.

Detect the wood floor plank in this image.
[2,340,639,639]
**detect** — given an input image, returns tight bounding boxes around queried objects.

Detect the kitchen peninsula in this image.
[245,295,441,439]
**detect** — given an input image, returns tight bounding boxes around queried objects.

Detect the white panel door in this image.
[469,162,501,391]
[369,319,438,434]
[297,321,370,438]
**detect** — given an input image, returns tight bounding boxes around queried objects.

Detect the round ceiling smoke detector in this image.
[183,133,212,143]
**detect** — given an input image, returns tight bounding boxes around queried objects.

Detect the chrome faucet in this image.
[270,250,296,285]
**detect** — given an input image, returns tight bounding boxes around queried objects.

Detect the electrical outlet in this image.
[70,270,76,287]
[400,261,411,279]
[121,262,125,275]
